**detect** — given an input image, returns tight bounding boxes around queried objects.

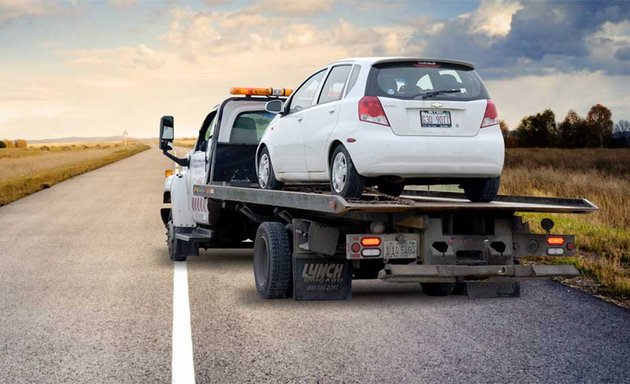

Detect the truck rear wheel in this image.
[253,222,292,299]
[421,282,456,296]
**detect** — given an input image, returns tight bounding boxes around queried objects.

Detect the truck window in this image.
[229,111,276,144]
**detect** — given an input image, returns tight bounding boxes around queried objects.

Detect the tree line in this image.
[0,139,28,149]
[501,104,630,148]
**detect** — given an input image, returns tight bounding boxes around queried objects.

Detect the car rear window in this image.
[229,111,276,144]
[365,61,489,101]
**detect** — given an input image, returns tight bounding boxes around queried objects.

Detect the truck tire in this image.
[330,145,364,199]
[167,212,197,262]
[377,181,405,197]
[258,147,282,190]
[253,222,292,299]
[421,282,456,296]
[463,176,500,202]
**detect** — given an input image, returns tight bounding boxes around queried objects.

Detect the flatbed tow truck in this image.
[159,88,598,300]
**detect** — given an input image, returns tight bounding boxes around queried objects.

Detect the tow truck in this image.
[159,87,598,300]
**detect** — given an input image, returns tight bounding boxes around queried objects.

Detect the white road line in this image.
[172,262,195,384]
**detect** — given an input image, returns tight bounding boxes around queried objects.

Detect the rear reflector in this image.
[547,236,565,246]
[480,99,499,128]
[358,96,390,126]
[361,237,382,247]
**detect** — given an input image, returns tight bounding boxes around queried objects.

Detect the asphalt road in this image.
[1,147,630,383]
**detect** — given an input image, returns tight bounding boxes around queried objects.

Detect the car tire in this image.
[377,181,405,197]
[421,282,456,296]
[253,222,292,299]
[258,147,282,190]
[463,176,500,202]
[330,145,365,199]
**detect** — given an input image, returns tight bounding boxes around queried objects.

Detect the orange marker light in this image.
[361,237,382,247]
[230,87,293,97]
[546,236,565,246]
[165,169,174,178]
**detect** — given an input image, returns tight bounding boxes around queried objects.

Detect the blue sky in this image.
[0,0,629,139]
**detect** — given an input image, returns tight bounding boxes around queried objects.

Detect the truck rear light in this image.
[546,236,565,246]
[480,99,499,128]
[547,247,565,256]
[566,242,576,251]
[358,96,390,126]
[360,236,381,247]
[361,248,381,257]
[351,243,361,252]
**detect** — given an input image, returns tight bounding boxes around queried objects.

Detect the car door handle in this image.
[297,116,303,122]
[328,109,336,114]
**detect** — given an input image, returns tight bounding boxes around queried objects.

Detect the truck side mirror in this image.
[159,116,174,151]
[265,100,284,115]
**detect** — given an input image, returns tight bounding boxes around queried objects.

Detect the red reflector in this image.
[566,242,576,251]
[360,237,381,247]
[480,99,499,128]
[547,237,565,246]
[351,243,361,252]
[358,96,390,126]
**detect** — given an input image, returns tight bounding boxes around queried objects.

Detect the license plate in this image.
[383,240,417,259]
[420,110,451,127]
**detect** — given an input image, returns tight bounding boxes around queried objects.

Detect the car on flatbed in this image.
[257,57,504,202]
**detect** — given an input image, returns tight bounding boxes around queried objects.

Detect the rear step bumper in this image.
[378,264,579,283]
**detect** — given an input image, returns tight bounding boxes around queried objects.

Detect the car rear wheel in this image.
[330,145,364,199]
[258,147,282,190]
[377,181,405,197]
[463,176,500,202]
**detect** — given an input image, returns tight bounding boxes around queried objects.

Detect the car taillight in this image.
[480,99,499,128]
[359,96,390,126]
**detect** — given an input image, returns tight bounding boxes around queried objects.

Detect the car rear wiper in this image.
[411,89,462,99]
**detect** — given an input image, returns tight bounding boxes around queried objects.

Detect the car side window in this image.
[344,65,361,97]
[318,65,352,104]
[289,70,326,114]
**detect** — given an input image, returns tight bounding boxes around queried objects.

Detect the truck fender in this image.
[163,174,175,203]
[170,174,196,228]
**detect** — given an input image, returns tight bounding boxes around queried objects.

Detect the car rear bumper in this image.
[346,125,504,178]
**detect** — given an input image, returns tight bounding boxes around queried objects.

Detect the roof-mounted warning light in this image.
[230,87,293,97]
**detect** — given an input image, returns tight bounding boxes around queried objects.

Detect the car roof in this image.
[328,57,475,69]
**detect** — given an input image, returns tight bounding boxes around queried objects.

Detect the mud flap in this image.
[292,254,352,301]
[465,282,520,298]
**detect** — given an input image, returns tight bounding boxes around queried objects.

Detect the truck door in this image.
[187,111,217,224]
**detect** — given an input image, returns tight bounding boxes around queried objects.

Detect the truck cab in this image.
[158,87,291,260]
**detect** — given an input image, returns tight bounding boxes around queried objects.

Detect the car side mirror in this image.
[265,100,284,115]
[159,116,174,151]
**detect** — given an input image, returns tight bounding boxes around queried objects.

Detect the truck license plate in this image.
[383,240,417,259]
[420,110,451,128]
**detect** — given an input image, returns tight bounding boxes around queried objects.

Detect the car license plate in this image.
[383,239,417,259]
[420,110,451,128]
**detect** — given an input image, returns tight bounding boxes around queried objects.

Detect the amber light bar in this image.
[230,87,293,96]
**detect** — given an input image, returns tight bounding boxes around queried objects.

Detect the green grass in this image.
[0,144,150,206]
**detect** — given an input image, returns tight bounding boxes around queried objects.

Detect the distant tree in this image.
[499,120,509,141]
[558,110,589,148]
[0,140,6,149]
[515,109,557,147]
[4,139,15,148]
[14,139,28,148]
[586,104,613,147]
[611,120,630,147]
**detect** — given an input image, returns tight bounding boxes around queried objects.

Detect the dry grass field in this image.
[0,141,150,206]
[502,148,630,301]
[173,138,196,148]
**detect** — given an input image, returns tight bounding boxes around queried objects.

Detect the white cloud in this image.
[0,0,52,21]
[247,0,335,17]
[64,44,165,71]
[109,0,137,9]
[460,0,523,38]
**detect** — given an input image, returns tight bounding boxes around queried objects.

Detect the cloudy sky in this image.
[1,0,629,140]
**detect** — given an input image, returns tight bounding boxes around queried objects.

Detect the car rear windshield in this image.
[365,61,489,101]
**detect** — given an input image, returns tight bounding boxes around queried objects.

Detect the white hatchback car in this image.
[256,57,505,202]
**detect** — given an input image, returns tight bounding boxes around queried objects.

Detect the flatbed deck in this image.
[193,185,598,215]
